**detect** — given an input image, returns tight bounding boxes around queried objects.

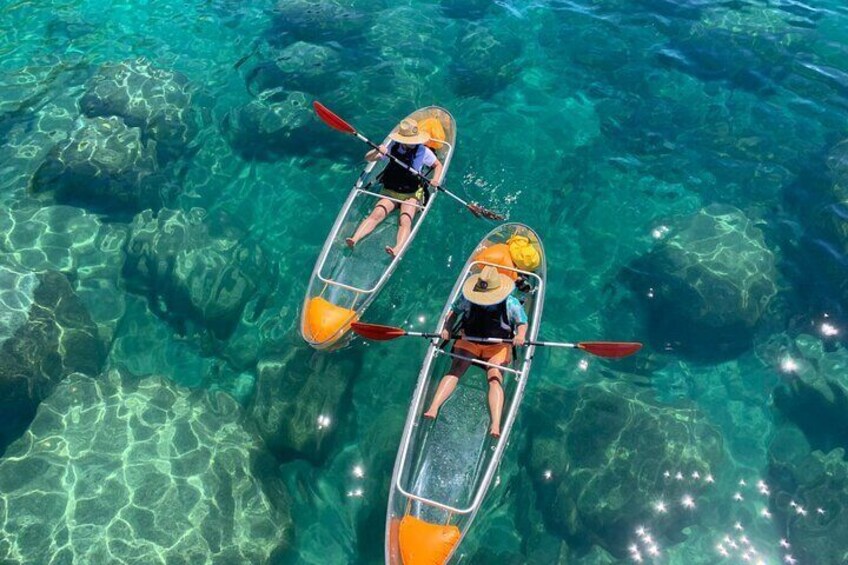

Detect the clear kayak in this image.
[301,107,457,350]
[385,223,546,565]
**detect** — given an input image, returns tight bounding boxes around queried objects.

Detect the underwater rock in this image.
[819,139,848,250]
[450,23,522,98]
[124,208,269,340]
[79,58,199,162]
[525,382,724,557]
[826,139,848,194]
[30,116,172,216]
[248,347,357,463]
[0,256,105,452]
[623,204,778,360]
[0,369,292,564]
[767,447,848,564]
[440,0,494,20]
[661,4,808,95]
[0,205,128,343]
[245,41,342,96]
[270,0,369,44]
[772,334,848,452]
[221,91,313,160]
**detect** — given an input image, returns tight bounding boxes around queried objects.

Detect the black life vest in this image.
[378,143,424,194]
[462,300,513,339]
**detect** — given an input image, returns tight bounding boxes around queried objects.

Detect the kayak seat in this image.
[473,243,518,280]
[303,297,357,344]
[398,515,460,565]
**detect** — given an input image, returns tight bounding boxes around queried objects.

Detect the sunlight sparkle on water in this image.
[352,465,365,478]
[651,225,669,239]
[821,322,839,336]
[317,415,332,430]
[780,357,798,373]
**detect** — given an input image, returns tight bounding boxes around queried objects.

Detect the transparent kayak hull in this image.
[300,107,457,350]
[385,223,546,565]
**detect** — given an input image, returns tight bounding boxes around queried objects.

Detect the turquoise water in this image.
[1,0,848,563]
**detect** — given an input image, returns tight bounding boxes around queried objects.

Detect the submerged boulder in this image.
[0,369,292,564]
[767,447,848,564]
[0,256,105,452]
[449,23,523,98]
[525,382,724,557]
[270,0,369,44]
[0,205,128,343]
[772,334,848,452]
[30,116,171,216]
[79,58,199,162]
[124,208,269,339]
[221,91,313,160]
[245,41,342,96]
[623,204,778,360]
[248,346,358,463]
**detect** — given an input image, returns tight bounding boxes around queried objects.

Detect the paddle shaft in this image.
[404,331,581,349]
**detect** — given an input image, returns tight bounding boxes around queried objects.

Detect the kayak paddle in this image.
[350,322,642,359]
[313,101,505,221]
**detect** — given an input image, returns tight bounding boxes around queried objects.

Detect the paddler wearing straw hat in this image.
[345,118,444,257]
[423,266,528,438]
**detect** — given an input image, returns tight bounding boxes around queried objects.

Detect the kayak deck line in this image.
[385,223,546,564]
[300,107,457,350]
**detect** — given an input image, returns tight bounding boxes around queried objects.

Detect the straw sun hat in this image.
[462,266,515,306]
[389,118,430,145]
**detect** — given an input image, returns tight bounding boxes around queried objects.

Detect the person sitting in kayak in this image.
[423,266,528,438]
[345,118,443,257]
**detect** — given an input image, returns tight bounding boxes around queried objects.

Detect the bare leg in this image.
[487,369,505,438]
[423,356,471,419]
[386,199,419,256]
[347,199,396,247]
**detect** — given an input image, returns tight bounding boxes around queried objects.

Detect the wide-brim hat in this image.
[462,266,515,306]
[389,118,430,145]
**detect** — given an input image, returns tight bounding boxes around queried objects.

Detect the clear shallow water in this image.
[1,0,847,563]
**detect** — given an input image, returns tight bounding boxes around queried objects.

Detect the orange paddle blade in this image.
[577,342,642,358]
[313,101,356,134]
[350,322,407,341]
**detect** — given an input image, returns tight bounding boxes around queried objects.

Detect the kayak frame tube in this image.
[385,223,546,564]
[301,107,457,350]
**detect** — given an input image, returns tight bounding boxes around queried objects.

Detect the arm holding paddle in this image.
[365,144,389,162]
[512,323,527,347]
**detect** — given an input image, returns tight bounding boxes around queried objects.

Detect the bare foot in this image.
[385,245,398,257]
[423,410,437,420]
[345,237,356,249]
[489,428,501,439]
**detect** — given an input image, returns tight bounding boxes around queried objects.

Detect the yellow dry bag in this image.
[507,235,541,272]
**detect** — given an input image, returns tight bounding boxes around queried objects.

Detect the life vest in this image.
[379,143,425,194]
[462,300,512,339]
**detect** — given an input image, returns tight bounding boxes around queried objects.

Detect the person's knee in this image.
[373,205,390,220]
[399,212,413,227]
[487,371,503,385]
